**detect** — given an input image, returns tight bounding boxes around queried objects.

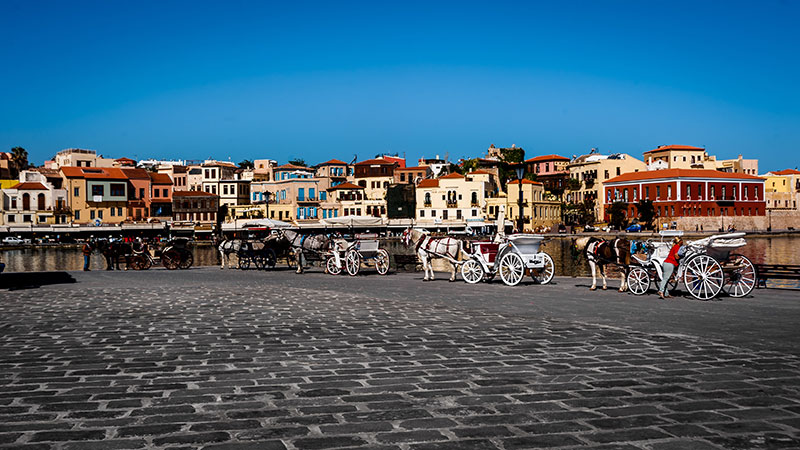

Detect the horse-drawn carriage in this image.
[128,237,194,270]
[627,231,756,300]
[461,234,555,286]
[325,233,390,276]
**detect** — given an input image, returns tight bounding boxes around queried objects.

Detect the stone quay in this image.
[1,267,799,450]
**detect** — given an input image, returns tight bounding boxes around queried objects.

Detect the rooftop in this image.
[644,145,706,154]
[525,154,570,162]
[606,168,764,184]
[770,169,800,176]
[173,190,218,197]
[417,179,439,188]
[328,182,364,190]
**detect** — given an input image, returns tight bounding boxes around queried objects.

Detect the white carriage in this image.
[627,231,756,300]
[326,233,390,276]
[461,234,555,286]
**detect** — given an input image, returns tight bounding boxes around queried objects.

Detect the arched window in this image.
[37,193,45,210]
[424,192,431,206]
[471,192,478,205]
[22,193,30,210]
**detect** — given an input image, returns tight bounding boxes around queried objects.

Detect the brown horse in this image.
[573,236,631,291]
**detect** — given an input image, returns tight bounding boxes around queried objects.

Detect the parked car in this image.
[557,224,567,234]
[626,223,642,232]
[2,236,25,245]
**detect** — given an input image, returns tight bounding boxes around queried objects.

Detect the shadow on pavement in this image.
[0,271,77,290]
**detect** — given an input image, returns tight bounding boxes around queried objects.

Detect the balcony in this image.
[446,201,458,208]
[424,201,432,207]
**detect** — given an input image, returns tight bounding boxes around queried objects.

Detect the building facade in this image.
[60,167,129,224]
[1,171,68,225]
[603,169,766,221]
[567,152,647,222]
[506,179,561,231]
[172,190,219,224]
[525,154,570,197]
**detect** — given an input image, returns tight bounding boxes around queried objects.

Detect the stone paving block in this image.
[375,430,447,444]
[410,440,500,450]
[451,425,515,438]
[152,432,231,446]
[582,427,671,443]
[292,436,369,449]
[503,434,584,448]
[61,439,148,450]
[30,430,107,442]
[648,439,723,450]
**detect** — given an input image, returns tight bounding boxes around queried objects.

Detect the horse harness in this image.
[587,238,625,266]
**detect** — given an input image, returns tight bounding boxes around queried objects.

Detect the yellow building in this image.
[415,172,496,227]
[61,167,129,225]
[506,179,561,231]
[764,169,800,211]
[567,152,646,222]
[644,145,758,175]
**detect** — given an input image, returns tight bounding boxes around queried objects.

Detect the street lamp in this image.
[514,163,525,233]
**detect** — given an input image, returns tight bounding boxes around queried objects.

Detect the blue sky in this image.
[1,0,798,171]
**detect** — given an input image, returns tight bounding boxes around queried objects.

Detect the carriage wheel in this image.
[326,256,342,275]
[499,253,524,286]
[264,249,277,269]
[238,255,251,270]
[253,254,265,270]
[286,249,296,269]
[375,249,390,275]
[178,250,193,270]
[162,249,180,270]
[723,254,756,298]
[627,266,651,295]
[683,254,724,300]
[128,255,144,270]
[345,250,361,276]
[141,255,152,270]
[461,259,484,284]
[530,253,555,285]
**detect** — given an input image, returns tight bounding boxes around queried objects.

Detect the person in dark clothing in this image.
[82,240,93,271]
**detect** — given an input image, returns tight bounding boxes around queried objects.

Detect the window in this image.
[90,210,96,220]
[98,210,103,219]
[320,191,327,201]
[656,186,661,199]
[645,186,650,198]
[616,167,621,176]
[7,215,14,222]
[401,173,406,182]
[74,187,80,197]
[722,186,726,199]
[686,185,691,199]
[74,210,80,220]
[223,185,229,195]
[118,207,122,216]
[698,185,703,199]
[667,185,672,199]
[604,170,609,179]
[91,185,104,196]
[110,183,125,197]
[111,208,115,217]
[139,188,145,199]
[710,186,715,198]
[298,188,305,201]
[309,188,315,200]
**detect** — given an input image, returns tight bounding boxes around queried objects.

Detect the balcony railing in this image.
[423,201,432,207]
[446,201,458,208]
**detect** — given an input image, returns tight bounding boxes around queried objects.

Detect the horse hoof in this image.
[590,287,596,291]
[602,287,607,290]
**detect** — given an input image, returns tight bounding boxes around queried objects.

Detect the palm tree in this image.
[10,146,28,178]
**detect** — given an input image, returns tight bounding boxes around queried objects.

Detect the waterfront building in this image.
[328,182,363,217]
[187,165,203,191]
[567,151,646,223]
[314,159,350,186]
[1,170,68,225]
[60,166,129,224]
[120,168,152,221]
[50,148,115,169]
[644,145,758,175]
[248,163,331,222]
[157,165,188,191]
[394,166,430,185]
[113,157,137,168]
[353,157,400,218]
[149,172,174,218]
[414,172,490,227]
[506,179,562,231]
[763,169,800,212]
[524,154,570,198]
[603,169,766,223]
[172,190,219,224]
[0,153,11,179]
[200,160,250,207]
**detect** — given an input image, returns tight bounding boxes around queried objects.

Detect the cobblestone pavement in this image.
[1,267,799,450]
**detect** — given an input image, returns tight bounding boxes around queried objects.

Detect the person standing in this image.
[82,240,93,271]
[658,237,683,299]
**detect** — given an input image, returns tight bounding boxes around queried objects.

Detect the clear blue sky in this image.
[1,0,798,171]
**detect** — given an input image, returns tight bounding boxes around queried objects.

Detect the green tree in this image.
[565,177,581,191]
[10,146,29,177]
[498,146,525,191]
[238,159,254,170]
[288,158,306,167]
[636,199,655,230]
[457,158,479,175]
[608,201,629,230]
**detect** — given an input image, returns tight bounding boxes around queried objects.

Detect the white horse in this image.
[401,228,463,282]
[282,229,333,274]
[218,239,243,269]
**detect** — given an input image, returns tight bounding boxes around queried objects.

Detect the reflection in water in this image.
[2,237,799,288]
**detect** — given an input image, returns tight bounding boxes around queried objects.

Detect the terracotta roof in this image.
[327,182,364,190]
[171,165,188,174]
[149,172,174,184]
[14,182,48,190]
[771,169,800,176]
[525,154,570,162]
[60,166,127,179]
[508,179,543,185]
[440,172,465,179]
[468,170,492,175]
[317,159,348,166]
[417,179,439,188]
[606,169,764,184]
[644,145,705,154]
[173,190,218,197]
[121,168,150,179]
[275,164,312,171]
[355,158,396,166]
[397,166,426,171]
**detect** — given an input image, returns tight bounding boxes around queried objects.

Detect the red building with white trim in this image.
[603,169,765,220]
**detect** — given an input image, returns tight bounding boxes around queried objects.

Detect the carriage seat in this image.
[473,242,500,263]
